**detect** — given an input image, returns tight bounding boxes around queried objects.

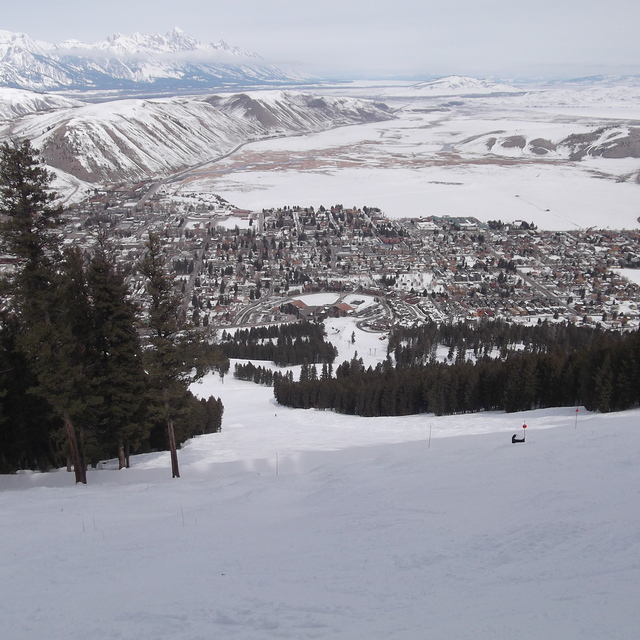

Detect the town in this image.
[60,181,640,334]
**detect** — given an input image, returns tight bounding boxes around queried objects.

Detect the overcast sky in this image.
[3,0,640,79]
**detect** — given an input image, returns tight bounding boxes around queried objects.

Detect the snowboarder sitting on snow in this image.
[511,434,525,443]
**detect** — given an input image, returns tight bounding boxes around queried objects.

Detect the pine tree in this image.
[86,244,149,468]
[29,248,104,484]
[0,141,94,481]
[138,232,185,478]
[0,310,58,472]
[0,140,63,280]
[0,140,63,338]
[139,232,227,478]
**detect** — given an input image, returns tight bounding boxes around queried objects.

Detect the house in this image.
[329,303,354,318]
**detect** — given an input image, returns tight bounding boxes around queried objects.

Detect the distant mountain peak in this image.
[0,28,301,93]
[61,28,252,58]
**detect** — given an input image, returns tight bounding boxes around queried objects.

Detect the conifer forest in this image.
[0,140,227,478]
[273,321,640,416]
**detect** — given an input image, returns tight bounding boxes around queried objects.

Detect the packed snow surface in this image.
[1,367,639,640]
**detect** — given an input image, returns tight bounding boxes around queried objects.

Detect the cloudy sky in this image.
[3,0,640,79]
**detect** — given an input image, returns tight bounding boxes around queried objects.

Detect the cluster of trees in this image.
[389,319,607,367]
[173,257,196,275]
[219,321,337,366]
[0,141,227,481]
[487,219,537,231]
[234,362,293,386]
[274,324,640,417]
[234,359,335,386]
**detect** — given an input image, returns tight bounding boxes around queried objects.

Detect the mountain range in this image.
[0,28,306,94]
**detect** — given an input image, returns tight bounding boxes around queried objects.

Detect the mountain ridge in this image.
[52,27,261,60]
[412,75,521,95]
[5,90,394,188]
[0,28,306,93]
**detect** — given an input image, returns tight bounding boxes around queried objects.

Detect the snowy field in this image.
[2,363,640,639]
[173,85,640,231]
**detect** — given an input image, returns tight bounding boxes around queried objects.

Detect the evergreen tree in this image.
[138,232,186,478]
[0,140,63,289]
[0,310,58,472]
[86,244,149,468]
[139,232,227,478]
[0,141,94,481]
[28,248,104,484]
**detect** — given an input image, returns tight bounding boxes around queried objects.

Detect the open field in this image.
[172,85,640,230]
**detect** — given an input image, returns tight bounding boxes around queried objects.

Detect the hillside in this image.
[0,87,83,121]
[1,370,639,640]
[4,91,393,185]
[412,75,522,95]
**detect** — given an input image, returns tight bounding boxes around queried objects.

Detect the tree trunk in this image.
[163,387,180,478]
[63,411,86,484]
[125,442,131,469]
[77,426,88,484]
[167,417,180,478]
[117,436,126,470]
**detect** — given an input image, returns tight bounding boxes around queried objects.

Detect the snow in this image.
[3,80,640,231]
[176,95,640,231]
[615,269,640,286]
[2,359,640,639]
[2,78,640,637]
[0,87,82,121]
[391,75,523,96]
[0,28,298,93]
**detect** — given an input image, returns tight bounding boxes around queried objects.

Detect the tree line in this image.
[274,324,640,417]
[234,361,293,386]
[0,141,227,480]
[219,321,337,366]
[388,319,611,366]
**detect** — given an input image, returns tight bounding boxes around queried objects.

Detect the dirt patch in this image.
[529,138,557,155]
[501,135,526,149]
[598,128,640,159]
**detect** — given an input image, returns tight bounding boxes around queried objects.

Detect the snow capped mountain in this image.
[7,90,393,185]
[55,27,260,61]
[457,122,640,161]
[0,28,305,93]
[0,30,74,92]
